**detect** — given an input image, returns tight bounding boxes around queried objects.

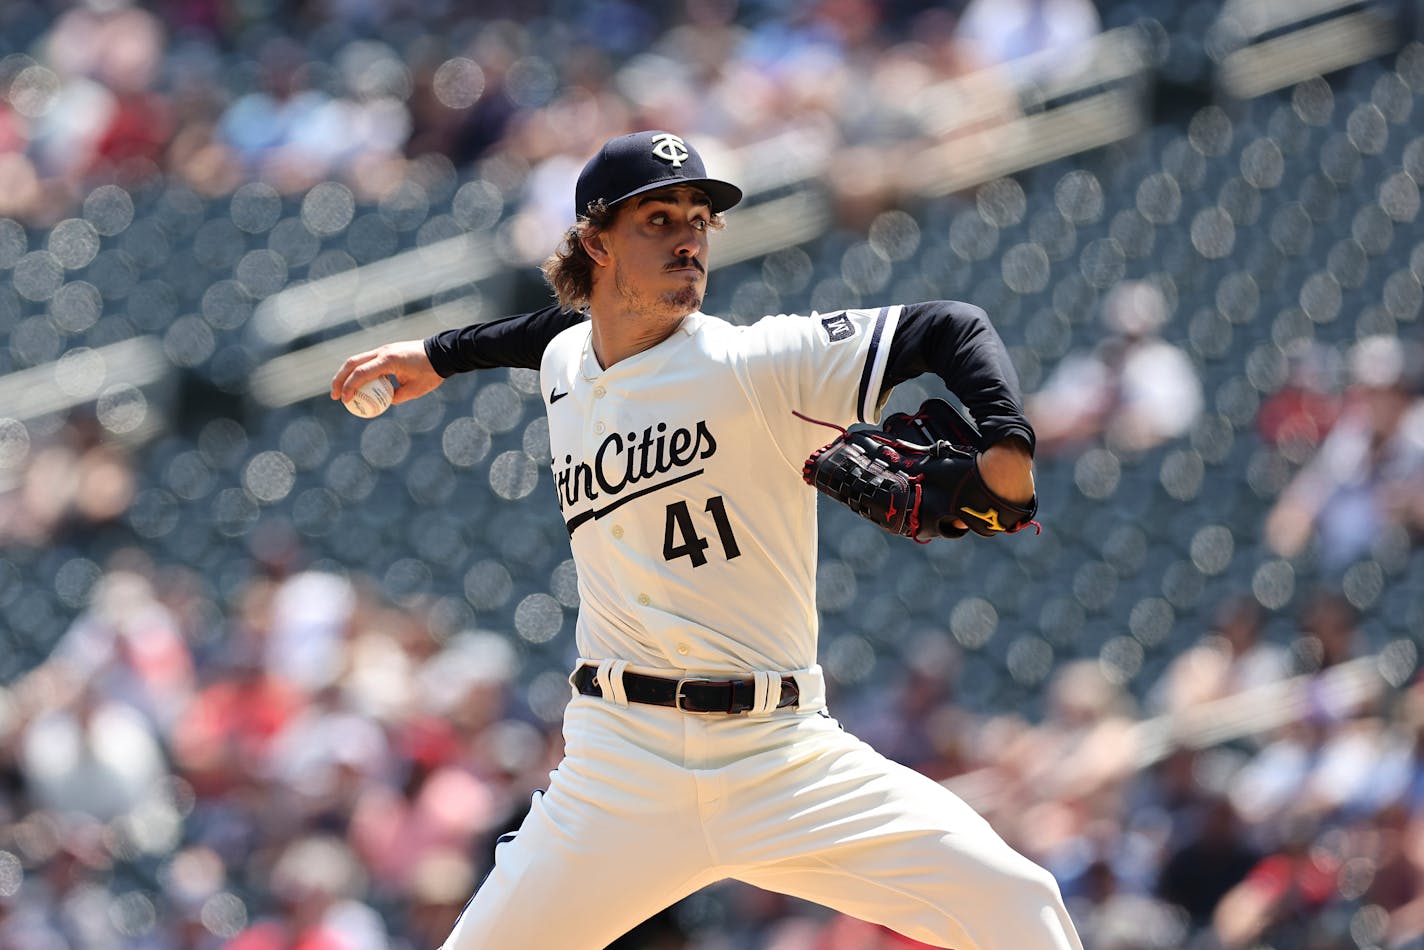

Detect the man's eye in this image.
[692,219,709,231]
[649,213,667,225]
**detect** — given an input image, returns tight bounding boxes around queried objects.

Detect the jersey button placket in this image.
[591,385,608,434]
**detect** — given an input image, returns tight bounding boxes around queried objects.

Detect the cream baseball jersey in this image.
[541,306,902,674]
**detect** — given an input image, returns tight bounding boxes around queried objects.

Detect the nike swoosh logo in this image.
[550,388,568,404]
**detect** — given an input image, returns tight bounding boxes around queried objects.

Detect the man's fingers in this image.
[338,356,390,401]
[330,350,379,400]
[335,356,388,403]
[330,340,438,404]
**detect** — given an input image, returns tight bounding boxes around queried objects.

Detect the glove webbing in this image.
[796,412,932,541]
[803,439,924,539]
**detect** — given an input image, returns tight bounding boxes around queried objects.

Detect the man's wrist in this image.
[424,335,455,379]
[978,438,1035,505]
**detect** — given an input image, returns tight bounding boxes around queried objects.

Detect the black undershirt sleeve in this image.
[882,301,1036,453]
[423,306,588,376]
[423,300,1031,450]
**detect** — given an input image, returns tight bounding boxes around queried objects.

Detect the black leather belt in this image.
[572,665,800,714]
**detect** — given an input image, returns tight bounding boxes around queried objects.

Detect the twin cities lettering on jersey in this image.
[553,420,717,511]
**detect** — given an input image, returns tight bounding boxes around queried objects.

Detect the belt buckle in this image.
[674,677,701,713]
[674,677,719,713]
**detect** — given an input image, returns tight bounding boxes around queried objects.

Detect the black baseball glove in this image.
[800,399,1039,542]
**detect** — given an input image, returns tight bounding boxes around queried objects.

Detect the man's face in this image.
[594,186,712,319]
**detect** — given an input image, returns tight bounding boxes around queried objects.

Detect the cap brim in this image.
[607,177,743,214]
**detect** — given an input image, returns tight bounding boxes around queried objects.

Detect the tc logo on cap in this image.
[573,130,743,218]
[650,133,689,168]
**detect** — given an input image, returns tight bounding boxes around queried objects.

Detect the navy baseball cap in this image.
[574,131,743,219]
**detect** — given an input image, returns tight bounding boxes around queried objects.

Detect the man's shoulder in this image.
[688,311,824,351]
[692,310,822,334]
[540,319,591,369]
[549,319,590,347]
[695,308,915,356]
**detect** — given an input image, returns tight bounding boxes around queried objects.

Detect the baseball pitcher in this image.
[332,131,1082,949]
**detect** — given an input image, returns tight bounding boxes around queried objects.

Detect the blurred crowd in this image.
[4,0,1424,948]
[0,0,1105,237]
[0,554,546,949]
[1262,334,1424,575]
[0,550,1420,949]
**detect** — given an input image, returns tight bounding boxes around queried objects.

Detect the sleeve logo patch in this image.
[821,313,855,342]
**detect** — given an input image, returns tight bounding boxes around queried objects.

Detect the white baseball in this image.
[344,375,395,418]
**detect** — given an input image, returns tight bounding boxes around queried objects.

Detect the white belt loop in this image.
[791,665,827,711]
[749,671,781,718]
[597,659,630,707]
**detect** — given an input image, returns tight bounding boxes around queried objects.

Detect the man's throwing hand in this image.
[330,340,444,407]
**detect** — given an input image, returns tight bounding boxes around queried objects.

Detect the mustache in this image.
[664,258,706,274]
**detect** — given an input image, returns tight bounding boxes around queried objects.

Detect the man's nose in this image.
[672,224,701,255]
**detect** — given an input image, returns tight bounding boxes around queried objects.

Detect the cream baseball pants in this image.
[442,665,1083,950]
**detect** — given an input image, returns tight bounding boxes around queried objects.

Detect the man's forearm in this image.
[884,301,1036,452]
[425,306,587,376]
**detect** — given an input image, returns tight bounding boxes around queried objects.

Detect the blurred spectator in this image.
[162,39,243,196]
[1147,596,1290,715]
[1027,280,1204,456]
[264,571,356,695]
[439,26,527,167]
[170,649,303,797]
[36,567,195,730]
[1256,340,1345,463]
[229,834,388,949]
[1374,682,1424,818]
[847,631,965,779]
[216,35,413,197]
[1265,334,1424,571]
[403,848,479,947]
[0,1,173,222]
[1374,807,1424,946]
[26,14,117,181]
[1227,590,1372,825]
[0,0,1093,227]
[0,413,136,546]
[18,679,166,821]
[1156,794,1261,927]
[953,0,1102,82]
[216,39,339,193]
[266,685,392,818]
[1071,856,1185,950]
[1294,588,1364,674]
[1211,818,1342,950]
[82,3,171,183]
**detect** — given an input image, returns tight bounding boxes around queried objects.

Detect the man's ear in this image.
[581,232,610,267]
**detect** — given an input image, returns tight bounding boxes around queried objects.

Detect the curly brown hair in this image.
[540,195,726,312]
[540,200,617,313]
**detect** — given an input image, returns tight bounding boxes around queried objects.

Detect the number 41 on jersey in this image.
[663,496,740,567]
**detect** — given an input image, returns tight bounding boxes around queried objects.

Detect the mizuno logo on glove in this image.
[960,507,1004,532]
